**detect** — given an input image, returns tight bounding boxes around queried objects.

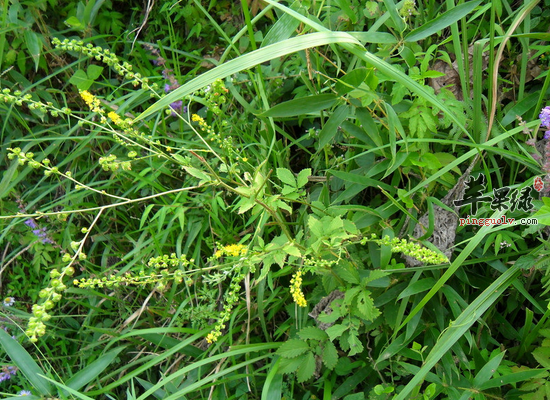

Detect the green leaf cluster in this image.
[276,326,338,382]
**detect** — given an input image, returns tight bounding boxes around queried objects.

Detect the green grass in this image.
[1,0,550,399]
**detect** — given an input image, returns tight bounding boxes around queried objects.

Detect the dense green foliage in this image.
[2,0,550,399]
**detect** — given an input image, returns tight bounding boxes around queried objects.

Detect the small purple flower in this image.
[24,219,38,229]
[169,102,186,117]
[545,130,550,140]
[31,227,53,244]
[24,219,53,244]
[170,100,182,110]
[0,365,17,382]
[540,106,550,129]
[162,70,184,117]
[18,390,32,396]
[151,57,165,66]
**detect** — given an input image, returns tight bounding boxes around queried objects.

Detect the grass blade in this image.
[135,32,360,121]
[65,346,125,391]
[0,329,53,396]
[404,1,482,42]
[393,263,521,400]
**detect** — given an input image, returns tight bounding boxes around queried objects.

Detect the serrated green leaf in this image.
[342,219,358,235]
[237,196,256,214]
[273,250,287,268]
[296,352,316,382]
[326,323,349,342]
[276,339,310,358]
[356,290,381,321]
[322,273,339,293]
[308,215,324,239]
[277,168,296,187]
[297,168,311,188]
[328,215,344,234]
[276,200,293,214]
[421,153,442,170]
[533,347,550,368]
[363,1,379,18]
[347,333,364,356]
[281,185,297,196]
[334,262,360,284]
[322,341,339,370]
[283,243,302,258]
[363,270,390,285]
[298,326,328,341]
[278,356,303,374]
[318,308,342,324]
[344,287,361,305]
[391,82,409,104]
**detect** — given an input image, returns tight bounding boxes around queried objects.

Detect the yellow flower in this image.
[206,331,221,344]
[108,111,122,126]
[225,244,247,257]
[206,333,215,343]
[290,270,307,307]
[192,114,203,123]
[214,243,247,258]
[80,90,103,114]
[241,157,248,162]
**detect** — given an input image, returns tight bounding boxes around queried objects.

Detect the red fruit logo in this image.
[534,176,544,192]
